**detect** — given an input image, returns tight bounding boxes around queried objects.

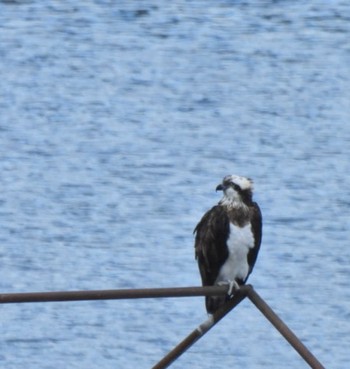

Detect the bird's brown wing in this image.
[194,205,230,286]
[246,202,263,278]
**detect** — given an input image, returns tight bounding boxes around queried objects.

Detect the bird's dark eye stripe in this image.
[223,181,241,191]
[231,183,241,191]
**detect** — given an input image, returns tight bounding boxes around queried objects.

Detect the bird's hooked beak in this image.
[216,184,225,192]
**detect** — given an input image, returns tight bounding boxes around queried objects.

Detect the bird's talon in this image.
[227,280,240,296]
[217,280,239,296]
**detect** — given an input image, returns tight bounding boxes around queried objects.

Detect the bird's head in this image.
[216,175,254,206]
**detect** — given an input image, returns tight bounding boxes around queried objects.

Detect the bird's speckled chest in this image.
[226,206,251,227]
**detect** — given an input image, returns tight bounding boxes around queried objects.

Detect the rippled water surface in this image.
[1,1,349,368]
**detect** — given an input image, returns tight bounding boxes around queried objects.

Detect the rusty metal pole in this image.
[246,286,326,369]
[0,286,229,304]
[0,284,326,368]
[152,286,250,369]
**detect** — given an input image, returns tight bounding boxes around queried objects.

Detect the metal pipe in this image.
[246,287,326,369]
[0,285,229,304]
[1,284,326,369]
[152,287,249,369]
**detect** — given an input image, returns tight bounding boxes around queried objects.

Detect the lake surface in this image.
[0,1,349,368]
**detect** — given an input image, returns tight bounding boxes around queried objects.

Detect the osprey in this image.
[194,175,262,314]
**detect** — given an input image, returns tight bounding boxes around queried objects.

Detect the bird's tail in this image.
[205,294,229,314]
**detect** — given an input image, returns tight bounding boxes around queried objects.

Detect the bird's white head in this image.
[216,175,254,206]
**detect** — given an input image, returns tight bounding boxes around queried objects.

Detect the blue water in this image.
[1,1,349,368]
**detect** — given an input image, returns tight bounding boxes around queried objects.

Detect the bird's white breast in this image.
[216,222,254,284]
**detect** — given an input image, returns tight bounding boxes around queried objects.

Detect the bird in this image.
[194,175,262,314]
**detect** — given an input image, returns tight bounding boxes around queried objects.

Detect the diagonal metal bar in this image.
[152,286,250,369]
[0,286,229,304]
[246,287,326,369]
